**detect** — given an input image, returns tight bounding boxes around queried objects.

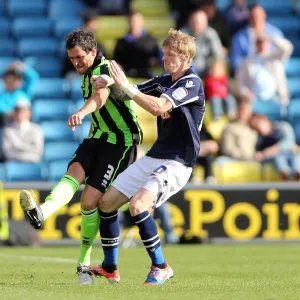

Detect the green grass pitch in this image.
[1,244,300,300]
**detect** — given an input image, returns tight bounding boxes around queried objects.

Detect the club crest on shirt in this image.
[172,87,188,101]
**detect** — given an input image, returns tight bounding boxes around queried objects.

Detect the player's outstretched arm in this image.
[68,88,109,131]
[110,60,172,116]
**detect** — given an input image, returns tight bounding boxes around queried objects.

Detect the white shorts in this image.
[111,156,193,207]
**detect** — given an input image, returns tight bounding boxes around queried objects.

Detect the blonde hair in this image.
[163,28,196,63]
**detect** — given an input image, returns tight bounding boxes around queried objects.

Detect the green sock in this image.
[40,175,79,220]
[78,208,100,265]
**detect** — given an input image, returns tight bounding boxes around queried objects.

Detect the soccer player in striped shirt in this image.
[19,28,142,284]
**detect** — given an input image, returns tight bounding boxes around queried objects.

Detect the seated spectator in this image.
[193,125,219,183]
[181,9,223,77]
[219,101,257,160]
[113,10,161,78]
[223,0,249,35]
[97,0,130,15]
[249,114,300,180]
[235,34,293,106]
[200,0,231,54]
[204,59,237,120]
[62,13,107,79]
[2,100,44,163]
[230,4,283,73]
[0,62,39,127]
[168,0,204,29]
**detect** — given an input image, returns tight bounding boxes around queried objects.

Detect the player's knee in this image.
[129,198,146,216]
[98,195,112,213]
[81,197,98,211]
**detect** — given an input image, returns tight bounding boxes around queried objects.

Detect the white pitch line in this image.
[0,254,75,264]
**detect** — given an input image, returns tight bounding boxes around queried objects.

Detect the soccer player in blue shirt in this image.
[89,28,205,285]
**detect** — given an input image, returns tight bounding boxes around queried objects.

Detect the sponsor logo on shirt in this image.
[172,87,188,101]
[185,80,195,88]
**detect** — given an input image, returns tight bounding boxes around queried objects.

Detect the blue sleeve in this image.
[21,66,40,99]
[136,77,159,95]
[161,76,203,108]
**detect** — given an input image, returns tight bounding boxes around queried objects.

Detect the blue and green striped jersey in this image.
[81,56,143,146]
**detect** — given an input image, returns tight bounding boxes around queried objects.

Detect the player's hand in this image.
[90,75,115,90]
[110,60,128,88]
[68,111,85,131]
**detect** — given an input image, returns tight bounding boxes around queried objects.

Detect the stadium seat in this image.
[285,58,300,77]
[216,0,231,10]
[33,78,70,99]
[12,18,53,38]
[73,120,91,141]
[24,56,62,78]
[47,160,70,181]
[287,101,300,124]
[0,57,17,76]
[291,40,300,58]
[0,80,4,93]
[213,160,262,183]
[252,99,283,121]
[32,99,75,122]
[54,18,83,39]
[49,0,85,20]
[0,18,10,37]
[40,121,75,142]
[44,141,78,162]
[70,78,83,100]
[7,0,47,17]
[131,0,170,17]
[257,0,293,16]
[5,162,44,181]
[294,123,300,145]
[0,163,5,181]
[0,39,15,56]
[0,1,4,15]
[17,38,58,58]
[268,17,300,34]
[288,78,300,98]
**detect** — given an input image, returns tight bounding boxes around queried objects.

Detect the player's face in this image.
[162,46,183,74]
[67,46,97,75]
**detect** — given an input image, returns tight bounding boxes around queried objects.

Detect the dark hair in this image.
[249,4,264,12]
[83,13,98,25]
[66,28,97,53]
[3,69,23,79]
[128,9,142,18]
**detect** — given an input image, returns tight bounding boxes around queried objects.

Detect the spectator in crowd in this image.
[62,13,107,79]
[83,0,131,15]
[230,4,283,73]
[204,59,236,120]
[192,125,219,183]
[235,34,293,106]
[219,100,257,160]
[200,0,231,54]
[0,61,39,127]
[249,114,300,180]
[2,100,44,163]
[168,0,205,29]
[223,0,249,35]
[181,9,223,77]
[113,10,161,78]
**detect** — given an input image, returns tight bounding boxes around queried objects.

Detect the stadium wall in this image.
[2,182,300,244]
